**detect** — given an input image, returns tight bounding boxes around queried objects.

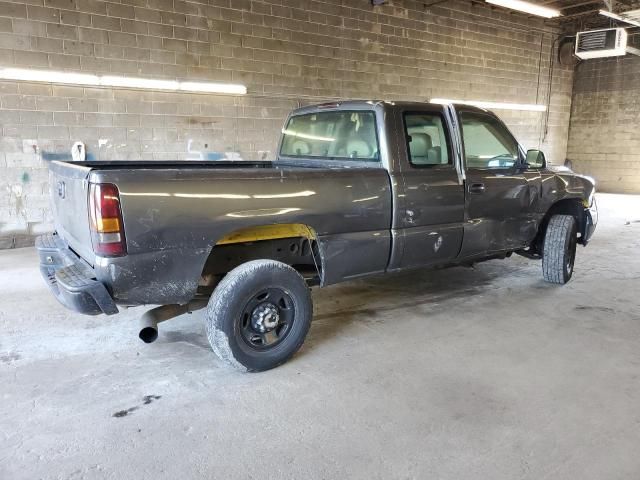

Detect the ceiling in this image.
[485,0,640,30]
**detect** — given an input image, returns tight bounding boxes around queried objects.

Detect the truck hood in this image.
[546,164,573,174]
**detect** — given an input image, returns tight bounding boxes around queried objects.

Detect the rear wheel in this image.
[205,260,312,372]
[542,214,577,284]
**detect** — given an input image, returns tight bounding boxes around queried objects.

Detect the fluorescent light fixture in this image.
[0,67,247,95]
[486,0,561,18]
[0,67,99,85]
[599,10,640,28]
[180,81,247,95]
[430,98,547,112]
[101,75,179,91]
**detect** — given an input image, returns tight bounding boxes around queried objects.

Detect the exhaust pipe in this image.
[138,300,207,344]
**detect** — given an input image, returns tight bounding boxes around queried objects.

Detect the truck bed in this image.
[48,158,394,305]
[60,160,274,169]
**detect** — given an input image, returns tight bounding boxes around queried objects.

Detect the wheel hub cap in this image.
[251,302,280,333]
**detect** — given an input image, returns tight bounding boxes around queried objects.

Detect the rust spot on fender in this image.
[216,224,316,245]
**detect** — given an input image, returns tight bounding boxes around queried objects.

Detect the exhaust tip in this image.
[139,326,158,344]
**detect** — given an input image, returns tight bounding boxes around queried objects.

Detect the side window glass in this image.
[403,113,451,167]
[280,111,379,162]
[460,112,519,169]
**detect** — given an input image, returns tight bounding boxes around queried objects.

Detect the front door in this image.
[457,109,536,258]
[397,108,465,269]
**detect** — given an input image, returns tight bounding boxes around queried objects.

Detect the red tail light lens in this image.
[89,183,127,257]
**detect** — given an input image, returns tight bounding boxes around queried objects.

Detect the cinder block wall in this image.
[0,0,573,248]
[567,54,640,194]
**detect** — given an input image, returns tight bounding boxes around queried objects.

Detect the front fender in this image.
[546,167,596,207]
[536,169,597,248]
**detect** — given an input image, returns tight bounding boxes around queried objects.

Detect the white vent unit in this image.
[575,28,628,59]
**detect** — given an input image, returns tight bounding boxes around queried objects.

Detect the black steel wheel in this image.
[239,288,295,350]
[205,260,313,372]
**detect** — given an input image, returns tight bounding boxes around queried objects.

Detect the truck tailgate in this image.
[49,161,95,264]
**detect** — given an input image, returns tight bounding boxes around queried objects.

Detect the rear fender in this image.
[200,223,324,286]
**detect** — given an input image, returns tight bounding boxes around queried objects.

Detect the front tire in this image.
[542,214,577,284]
[205,260,312,372]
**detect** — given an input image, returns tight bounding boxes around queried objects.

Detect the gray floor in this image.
[1,193,639,480]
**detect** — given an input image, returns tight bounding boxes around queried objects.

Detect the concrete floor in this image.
[1,193,639,480]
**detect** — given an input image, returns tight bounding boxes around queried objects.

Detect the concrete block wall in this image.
[567,53,640,194]
[0,0,573,248]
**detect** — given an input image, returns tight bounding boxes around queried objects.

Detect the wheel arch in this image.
[535,197,586,252]
[198,223,325,290]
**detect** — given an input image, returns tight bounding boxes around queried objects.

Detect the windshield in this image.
[280,111,379,162]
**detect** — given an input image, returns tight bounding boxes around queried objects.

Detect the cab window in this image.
[280,111,379,162]
[403,112,451,167]
[460,112,519,169]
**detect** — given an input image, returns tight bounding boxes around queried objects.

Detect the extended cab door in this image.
[456,108,538,258]
[396,106,465,269]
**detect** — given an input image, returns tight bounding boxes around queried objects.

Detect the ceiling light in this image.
[100,75,179,90]
[431,98,547,112]
[486,0,561,18]
[0,67,247,95]
[179,81,247,95]
[599,10,640,28]
[0,67,99,85]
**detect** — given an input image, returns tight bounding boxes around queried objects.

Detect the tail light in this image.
[88,183,127,256]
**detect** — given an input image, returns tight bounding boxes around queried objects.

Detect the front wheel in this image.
[205,260,313,372]
[542,214,577,284]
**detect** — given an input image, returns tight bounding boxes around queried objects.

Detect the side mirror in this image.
[525,149,546,169]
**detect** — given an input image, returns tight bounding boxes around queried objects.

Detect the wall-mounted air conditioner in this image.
[575,28,628,59]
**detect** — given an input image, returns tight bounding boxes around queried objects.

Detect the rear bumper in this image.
[36,233,118,316]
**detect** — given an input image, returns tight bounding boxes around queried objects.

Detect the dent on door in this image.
[456,109,541,258]
[396,109,465,269]
[461,171,541,257]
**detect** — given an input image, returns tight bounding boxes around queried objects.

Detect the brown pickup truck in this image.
[37,101,597,371]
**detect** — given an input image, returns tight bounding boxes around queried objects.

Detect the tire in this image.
[542,214,578,284]
[205,260,312,372]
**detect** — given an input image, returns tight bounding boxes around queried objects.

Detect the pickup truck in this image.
[36,101,598,371]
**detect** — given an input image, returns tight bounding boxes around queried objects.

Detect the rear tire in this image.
[205,260,312,372]
[542,214,577,284]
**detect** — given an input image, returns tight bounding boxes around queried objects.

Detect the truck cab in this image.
[281,101,596,274]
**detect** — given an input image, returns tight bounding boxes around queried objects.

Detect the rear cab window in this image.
[280,111,380,163]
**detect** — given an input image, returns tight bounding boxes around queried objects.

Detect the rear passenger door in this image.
[397,107,465,269]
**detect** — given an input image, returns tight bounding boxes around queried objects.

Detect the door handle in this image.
[468,183,485,194]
